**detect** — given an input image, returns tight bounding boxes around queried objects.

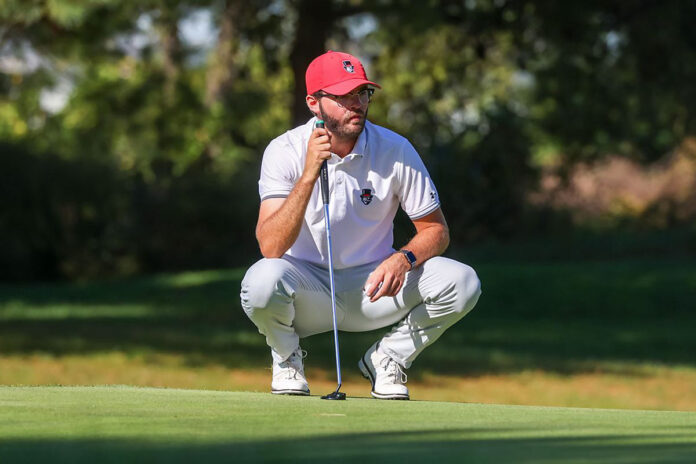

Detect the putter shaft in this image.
[316,119,343,398]
[323,202,342,389]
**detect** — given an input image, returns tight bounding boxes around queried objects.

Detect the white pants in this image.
[240,255,481,368]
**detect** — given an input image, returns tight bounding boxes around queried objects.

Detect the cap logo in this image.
[342,60,355,73]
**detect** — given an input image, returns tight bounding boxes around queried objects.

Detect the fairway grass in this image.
[1,387,695,463]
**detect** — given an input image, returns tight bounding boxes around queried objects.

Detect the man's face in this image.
[315,85,371,139]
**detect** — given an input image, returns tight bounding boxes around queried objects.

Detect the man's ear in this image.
[306,94,319,116]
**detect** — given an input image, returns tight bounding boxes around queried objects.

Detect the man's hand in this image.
[303,127,332,182]
[364,252,411,302]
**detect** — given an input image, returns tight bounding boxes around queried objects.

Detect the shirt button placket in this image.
[332,168,346,223]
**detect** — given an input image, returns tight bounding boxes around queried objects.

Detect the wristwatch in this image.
[398,249,417,270]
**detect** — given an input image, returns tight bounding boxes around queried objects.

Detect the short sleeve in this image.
[397,141,441,219]
[258,139,300,201]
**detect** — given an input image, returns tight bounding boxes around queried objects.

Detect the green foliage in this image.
[517,1,696,163]
[0,143,132,280]
[2,1,696,280]
[0,142,261,280]
[1,1,291,279]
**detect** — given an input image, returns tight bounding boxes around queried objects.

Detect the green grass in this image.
[1,260,694,374]
[1,258,695,409]
[1,258,696,460]
[1,386,695,463]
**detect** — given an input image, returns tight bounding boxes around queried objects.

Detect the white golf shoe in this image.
[271,348,310,396]
[358,343,409,400]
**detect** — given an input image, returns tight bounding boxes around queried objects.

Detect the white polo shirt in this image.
[259,117,440,269]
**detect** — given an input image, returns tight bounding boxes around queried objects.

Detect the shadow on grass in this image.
[0,269,245,317]
[1,260,695,376]
[1,430,696,463]
[1,314,695,379]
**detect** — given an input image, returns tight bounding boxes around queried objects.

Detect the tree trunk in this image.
[205,0,242,108]
[289,0,334,126]
[156,7,182,104]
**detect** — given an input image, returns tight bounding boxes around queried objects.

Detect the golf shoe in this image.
[271,348,310,395]
[359,342,409,400]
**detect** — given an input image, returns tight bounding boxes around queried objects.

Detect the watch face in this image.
[403,250,416,265]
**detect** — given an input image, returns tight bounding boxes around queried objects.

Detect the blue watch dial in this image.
[400,250,416,269]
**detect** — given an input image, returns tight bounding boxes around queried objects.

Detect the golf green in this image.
[1,386,695,463]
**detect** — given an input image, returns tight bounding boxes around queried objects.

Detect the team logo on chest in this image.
[360,188,373,205]
[342,60,355,73]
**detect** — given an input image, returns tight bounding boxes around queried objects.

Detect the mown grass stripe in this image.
[1,387,695,463]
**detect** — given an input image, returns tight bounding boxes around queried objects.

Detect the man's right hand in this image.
[303,127,332,182]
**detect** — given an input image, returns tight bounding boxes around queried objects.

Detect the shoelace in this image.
[379,357,407,384]
[278,349,307,380]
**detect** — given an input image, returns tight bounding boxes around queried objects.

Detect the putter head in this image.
[321,391,346,400]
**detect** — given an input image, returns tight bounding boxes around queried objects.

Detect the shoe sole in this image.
[359,357,410,401]
[271,389,310,396]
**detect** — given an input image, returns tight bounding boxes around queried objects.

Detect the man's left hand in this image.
[364,253,411,302]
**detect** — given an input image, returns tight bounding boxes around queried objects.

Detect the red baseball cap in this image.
[305,50,381,96]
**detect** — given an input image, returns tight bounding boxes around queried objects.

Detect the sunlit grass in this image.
[2,353,696,411]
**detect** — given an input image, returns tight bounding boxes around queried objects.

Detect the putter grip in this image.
[320,161,329,205]
[316,120,330,205]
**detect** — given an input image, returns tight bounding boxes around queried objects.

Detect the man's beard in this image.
[319,101,368,140]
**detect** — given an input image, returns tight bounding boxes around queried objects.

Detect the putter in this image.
[316,120,346,401]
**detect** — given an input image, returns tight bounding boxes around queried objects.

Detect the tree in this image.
[3,0,696,280]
